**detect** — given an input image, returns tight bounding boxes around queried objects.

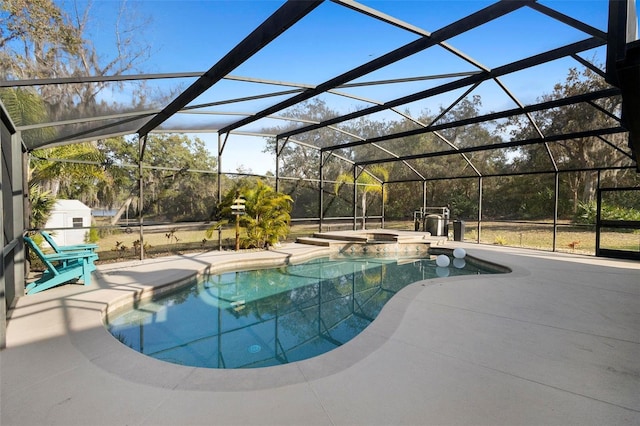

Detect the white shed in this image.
[44,199,92,246]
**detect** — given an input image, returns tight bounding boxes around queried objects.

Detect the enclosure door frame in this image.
[596,186,640,260]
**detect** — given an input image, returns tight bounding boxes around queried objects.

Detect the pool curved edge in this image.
[101,245,331,323]
[86,244,514,391]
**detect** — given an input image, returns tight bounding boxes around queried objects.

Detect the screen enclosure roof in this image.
[2,0,639,182]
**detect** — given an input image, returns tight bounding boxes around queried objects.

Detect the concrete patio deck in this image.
[1,241,639,425]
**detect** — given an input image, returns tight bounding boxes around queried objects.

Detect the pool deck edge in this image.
[2,241,639,426]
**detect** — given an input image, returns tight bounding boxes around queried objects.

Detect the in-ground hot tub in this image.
[296,230,447,255]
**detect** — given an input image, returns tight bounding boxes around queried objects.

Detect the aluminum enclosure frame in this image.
[0,0,639,331]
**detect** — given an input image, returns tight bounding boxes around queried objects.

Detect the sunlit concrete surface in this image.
[2,240,639,426]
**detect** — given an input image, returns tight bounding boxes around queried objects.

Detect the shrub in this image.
[494,235,508,245]
[575,201,640,224]
[86,226,100,243]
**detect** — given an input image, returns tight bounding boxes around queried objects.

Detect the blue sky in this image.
[71,0,635,173]
[84,1,612,75]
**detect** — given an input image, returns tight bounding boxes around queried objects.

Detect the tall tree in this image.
[1,0,162,224]
[1,0,156,142]
[334,165,389,230]
[262,99,355,218]
[505,67,630,213]
[264,99,345,180]
[100,134,217,221]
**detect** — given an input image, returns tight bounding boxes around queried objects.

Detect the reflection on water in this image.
[107,254,501,369]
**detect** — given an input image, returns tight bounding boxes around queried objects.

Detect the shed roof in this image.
[52,200,92,212]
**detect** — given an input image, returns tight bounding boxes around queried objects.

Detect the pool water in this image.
[107,254,503,369]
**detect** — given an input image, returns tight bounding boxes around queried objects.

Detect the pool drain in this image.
[248,344,262,353]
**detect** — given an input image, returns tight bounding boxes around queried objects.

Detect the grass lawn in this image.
[68,219,639,264]
[469,222,640,255]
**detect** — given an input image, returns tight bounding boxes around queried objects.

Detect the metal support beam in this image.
[224,0,530,135]
[596,135,634,159]
[0,71,204,87]
[606,0,637,86]
[284,37,605,140]
[427,82,483,176]
[138,0,323,136]
[553,172,559,251]
[217,133,224,250]
[571,54,608,79]
[381,183,385,229]
[1,110,26,348]
[528,2,608,40]
[275,138,281,193]
[319,153,323,232]
[384,164,635,185]
[16,137,26,296]
[616,46,640,169]
[0,129,4,349]
[422,181,427,221]
[353,166,358,230]
[355,127,626,167]
[321,88,619,153]
[595,171,602,255]
[587,100,623,123]
[334,0,493,74]
[609,0,640,168]
[478,177,483,244]
[138,135,146,260]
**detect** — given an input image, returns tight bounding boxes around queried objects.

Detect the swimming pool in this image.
[106,253,505,369]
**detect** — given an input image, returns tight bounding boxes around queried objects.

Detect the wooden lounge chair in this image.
[40,230,98,253]
[24,236,98,295]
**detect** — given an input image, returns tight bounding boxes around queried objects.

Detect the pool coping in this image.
[99,245,512,388]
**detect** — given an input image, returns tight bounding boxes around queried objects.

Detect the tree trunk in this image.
[43,179,61,197]
[110,196,135,226]
[582,175,597,203]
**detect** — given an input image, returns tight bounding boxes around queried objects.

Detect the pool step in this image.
[309,231,445,245]
[295,237,334,247]
[295,230,447,253]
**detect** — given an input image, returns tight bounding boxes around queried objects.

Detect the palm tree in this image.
[1,88,59,228]
[334,165,389,230]
[240,180,293,249]
[30,142,107,203]
[205,180,293,249]
[28,183,56,229]
[0,88,55,146]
